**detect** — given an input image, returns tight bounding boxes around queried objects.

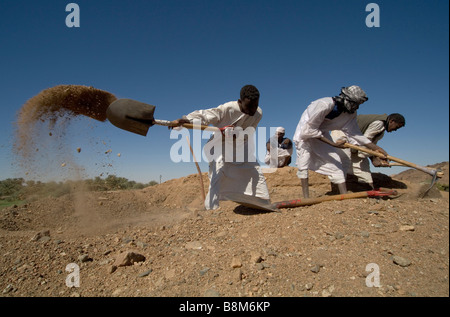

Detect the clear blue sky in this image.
[0,0,448,183]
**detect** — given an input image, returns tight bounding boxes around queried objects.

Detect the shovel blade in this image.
[106,99,156,136]
[221,193,279,212]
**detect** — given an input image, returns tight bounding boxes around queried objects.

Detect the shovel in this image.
[106,98,221,136]
[230,189,398,212]
[343,143,443,178]
[273,188,398,209]
[343,142,443,197]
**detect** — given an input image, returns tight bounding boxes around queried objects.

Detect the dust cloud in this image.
[12,85,118,222]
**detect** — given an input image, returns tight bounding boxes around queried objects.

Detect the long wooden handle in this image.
[343,142,442,177]
[274,189,398,209]
[274,191,370,208]
[181,123,221,132]
[154,119,220,132]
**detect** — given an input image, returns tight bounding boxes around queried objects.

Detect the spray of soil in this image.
[12,85,118,230]
[17,84,116,122]
[13,85,117,174]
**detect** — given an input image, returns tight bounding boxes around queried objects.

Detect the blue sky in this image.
[0,0,448,183]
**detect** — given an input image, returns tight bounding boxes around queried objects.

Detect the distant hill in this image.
[392,161,449,187]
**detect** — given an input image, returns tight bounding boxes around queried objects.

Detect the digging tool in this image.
[273,189,398,209]
[230,189,398,212]
[343,143,443,178]
[388,162,408,167]
[420,171,440,198]
[106,99,221,136]
[343,142,443,197]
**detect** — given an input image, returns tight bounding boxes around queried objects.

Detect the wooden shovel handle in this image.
[274,189,398,209]
[180,123,221,132]
[343,143,443,177]
[275,191,370,208]
[154,119,221,132]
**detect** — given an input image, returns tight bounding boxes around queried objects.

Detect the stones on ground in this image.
[233,269,243,282]
[114,251,145,266]
[392,256,412,267]
[310,264,322,273]
[138,269,153,278]
[250,251,263,263]
[322,285,335,297]
[78,254,92,263]
[110,251,146,273]
[199,267,210,276]
[185,241,202,250]
[399,225,415,231]
[360,231,370,238]
[256,263,264,270]
[231,257,242,268]
[31,230,50,242]
[2,284,14,294]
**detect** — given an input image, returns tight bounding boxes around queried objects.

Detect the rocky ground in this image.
[0,162,448,298]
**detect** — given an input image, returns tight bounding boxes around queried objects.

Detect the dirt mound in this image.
[0,165,448,298]
[3,165,445,234]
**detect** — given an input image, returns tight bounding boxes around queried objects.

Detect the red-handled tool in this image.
[273,189,398,209]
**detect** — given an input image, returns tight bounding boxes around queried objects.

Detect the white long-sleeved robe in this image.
[293,97,372,184]
[264,137,293,168]
[331,120,386,183]
[185,101,270,210]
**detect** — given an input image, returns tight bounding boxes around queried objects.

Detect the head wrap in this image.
[338,85,368,113]
[340,86,368,104]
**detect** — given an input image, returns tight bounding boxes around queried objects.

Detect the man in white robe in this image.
[331,113,405,188]
[264,127,293,168]
[171,85,270,210]
[293,85,388,198]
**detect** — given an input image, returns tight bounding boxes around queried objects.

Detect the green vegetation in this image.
[0,176,158,209]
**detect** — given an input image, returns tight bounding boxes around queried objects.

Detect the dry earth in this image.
[0,163,448,298]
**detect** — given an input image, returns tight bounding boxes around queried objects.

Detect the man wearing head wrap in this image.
[331,113,405,189]
[293,85,388,198]
[265,127,293,168]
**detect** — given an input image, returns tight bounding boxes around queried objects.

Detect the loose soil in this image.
[0,164,448,298]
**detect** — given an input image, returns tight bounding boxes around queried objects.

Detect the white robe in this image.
[185,101,270,210]
[264,137,293,168]
[331,120,386,184]
[293,97,371,184]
